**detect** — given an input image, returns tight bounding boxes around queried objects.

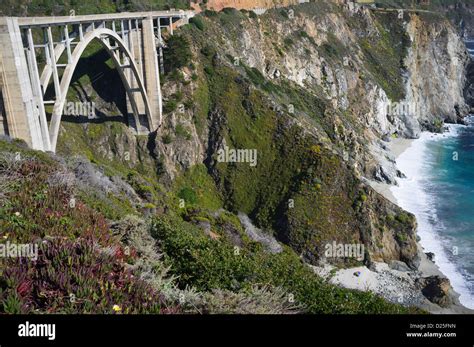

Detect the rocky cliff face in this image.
[152,3,426,268]
[159,3,470,180]
[435,0,474,39]
[464,60,474,109]
[57,1,470,274]
[403,14,469,136]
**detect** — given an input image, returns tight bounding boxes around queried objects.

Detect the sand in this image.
[314,136,474,314]
[367,137,414,204]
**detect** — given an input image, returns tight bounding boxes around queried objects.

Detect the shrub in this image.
[164,35,192,72]
[151,218,254,291]
[248,11,257,19]
[200,285,300,314]
[284,36,294,47]
[200,45,215,57]
[396,213,411,224]
[111,216,177,297]
[177,187,197,205]
[162,133,173,144]
[189,16,205,31]
[163,99,178,114]
[203,10,218,17]
[175,124,191,140]
[204,65,214,76]
[163,91,184,114]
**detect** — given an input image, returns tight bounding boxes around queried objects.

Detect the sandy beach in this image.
[314,135,474,314]
[368,137,414,204]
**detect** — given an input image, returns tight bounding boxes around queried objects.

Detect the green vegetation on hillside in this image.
[358,12,410,101]
[0,139,423,314]
[152,215,422,314]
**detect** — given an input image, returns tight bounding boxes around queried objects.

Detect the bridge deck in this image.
[15,10,194,27]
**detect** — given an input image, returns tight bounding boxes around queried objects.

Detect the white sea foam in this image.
[391,126,474,309]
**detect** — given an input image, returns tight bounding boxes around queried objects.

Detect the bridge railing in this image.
[16,10,194,27]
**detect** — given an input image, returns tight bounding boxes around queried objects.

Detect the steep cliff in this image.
[21,1,471,312]
[403,13,469,136]
[58,5,390,265]
[154,4,469,267]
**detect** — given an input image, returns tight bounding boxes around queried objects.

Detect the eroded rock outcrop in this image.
[416,276,454,307]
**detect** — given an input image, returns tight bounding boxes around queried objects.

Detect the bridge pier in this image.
[126,22,146,132]
[0,17,48,150]
[142,16,162,130]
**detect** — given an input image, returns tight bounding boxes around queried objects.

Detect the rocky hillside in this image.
[153,2,468,268]
[0,137,424,314]
[1,0,472,314]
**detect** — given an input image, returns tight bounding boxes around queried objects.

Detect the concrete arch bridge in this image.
[0,10,194,152]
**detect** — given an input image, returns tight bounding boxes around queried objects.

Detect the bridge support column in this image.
[0,18,46,150]
[126,22,146,132]
[157,19,165,75]
[142,16,162,129]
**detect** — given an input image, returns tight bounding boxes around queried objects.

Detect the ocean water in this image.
[391,119,474,309]
[466,40,474,58]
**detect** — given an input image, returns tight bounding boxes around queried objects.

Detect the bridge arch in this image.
[48,28,154,151]
[0,11,194,152]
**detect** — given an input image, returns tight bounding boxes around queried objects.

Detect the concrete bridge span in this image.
[0,10,194,152]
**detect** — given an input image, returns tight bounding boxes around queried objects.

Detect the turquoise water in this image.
[423,119,474,301]
[392,119,474,308]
